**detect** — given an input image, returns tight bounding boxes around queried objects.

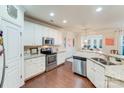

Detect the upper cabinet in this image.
[23,20,63,46]
[55,31,63,45]
[34,24,46,45]
[23,21,35,45]
[0,5,24,27]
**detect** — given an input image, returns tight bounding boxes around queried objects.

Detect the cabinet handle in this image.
[5,66,8,68]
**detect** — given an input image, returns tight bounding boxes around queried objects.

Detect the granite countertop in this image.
[80,50,124,60]
[105,65,124,81]
[57,50,66,53]
[75,50,124,82]
[24,50,66,60]
[24,54,45,60]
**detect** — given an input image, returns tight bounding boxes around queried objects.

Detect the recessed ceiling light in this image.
[96,7,102,12]
[50,12,55,17]
[63,20,67,23]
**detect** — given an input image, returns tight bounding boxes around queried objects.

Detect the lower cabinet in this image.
[57,52,66,65]
[108,77,124,88]
[87,59,107,88]
[94,63,107,88]
[24,56,45,80]
[87,60,95,84]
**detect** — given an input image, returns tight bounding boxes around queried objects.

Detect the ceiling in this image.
[23,5,124,32]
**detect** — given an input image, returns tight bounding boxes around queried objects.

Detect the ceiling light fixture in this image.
[63,20,67,23]
[96,7,103,12]
[50,12,55,17]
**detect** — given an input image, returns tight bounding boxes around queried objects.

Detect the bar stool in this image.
[110,50,118,54]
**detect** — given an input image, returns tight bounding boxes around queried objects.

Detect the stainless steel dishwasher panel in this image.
[72,56,87,76]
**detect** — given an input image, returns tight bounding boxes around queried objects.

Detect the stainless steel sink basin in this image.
[91,57,115,65]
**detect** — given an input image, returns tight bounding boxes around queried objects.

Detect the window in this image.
[81,35,103,49]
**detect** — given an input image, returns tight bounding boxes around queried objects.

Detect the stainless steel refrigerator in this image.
[0,31,5,88]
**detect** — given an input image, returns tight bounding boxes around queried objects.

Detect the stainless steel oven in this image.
[46,53,57,71]
[40,48,57,71]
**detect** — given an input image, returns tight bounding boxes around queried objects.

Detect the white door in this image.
[2,20,22,88]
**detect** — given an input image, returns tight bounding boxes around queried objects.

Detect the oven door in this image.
[45,39,50,45]
[46,54,56,66]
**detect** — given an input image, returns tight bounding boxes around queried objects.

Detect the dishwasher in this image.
[72,56,87,77]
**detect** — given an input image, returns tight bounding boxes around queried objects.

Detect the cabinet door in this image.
[2,20,22,88]
[57,52,65,65]
[108,78,124,88]
[24,59,32,79]
[43,27,49,37]
[24,57,45,80]
[23,21,35,45]
[1,5,24,26]
[57,54,62,65]
[34,24,44,45]
[31,57,45,74]
[54,30,58,45]
[47,28,53,38]
[55,31,62,45]
[94,64,106,88]
[87,60,95,84]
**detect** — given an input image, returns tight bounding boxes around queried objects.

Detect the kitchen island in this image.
[74,50,124,88]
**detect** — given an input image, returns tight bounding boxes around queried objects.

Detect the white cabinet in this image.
[0,5,24,27]
[55,31,63,45]
[23,21,35,45]
[94,63,106,88]
[34,24,45,45]
[87,59,106,88]
[2,20,23,88]
[23,20,63,46]
[47,28,53,38]
[87,60,95,84]
[108,78,124,88]
[24,56,45,80]
[57,52,66,65]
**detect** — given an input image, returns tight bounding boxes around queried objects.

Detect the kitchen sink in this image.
[91,57,116,65]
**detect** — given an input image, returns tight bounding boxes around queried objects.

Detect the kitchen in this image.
[1,5,124,88]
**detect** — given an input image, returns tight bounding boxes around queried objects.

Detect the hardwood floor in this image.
[23,62,95,88]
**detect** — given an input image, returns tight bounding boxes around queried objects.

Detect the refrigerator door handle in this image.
[0,48,6,88]
[0,31,6,88]
[0,50,3,56]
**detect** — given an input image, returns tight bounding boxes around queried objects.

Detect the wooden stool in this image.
[110,50,118,54]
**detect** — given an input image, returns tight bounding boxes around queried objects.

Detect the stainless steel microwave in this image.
[42,37,54,45]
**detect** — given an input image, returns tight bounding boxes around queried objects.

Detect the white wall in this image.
[62,31,77,59]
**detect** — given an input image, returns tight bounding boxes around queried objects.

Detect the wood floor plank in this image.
[23,62,95,88]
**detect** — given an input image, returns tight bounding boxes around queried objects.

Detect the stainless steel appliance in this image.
[42,37,54,45]
[46,53,57,71]
[41,48,57,71]
[72,56,87,76]
[0,31,5,88]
